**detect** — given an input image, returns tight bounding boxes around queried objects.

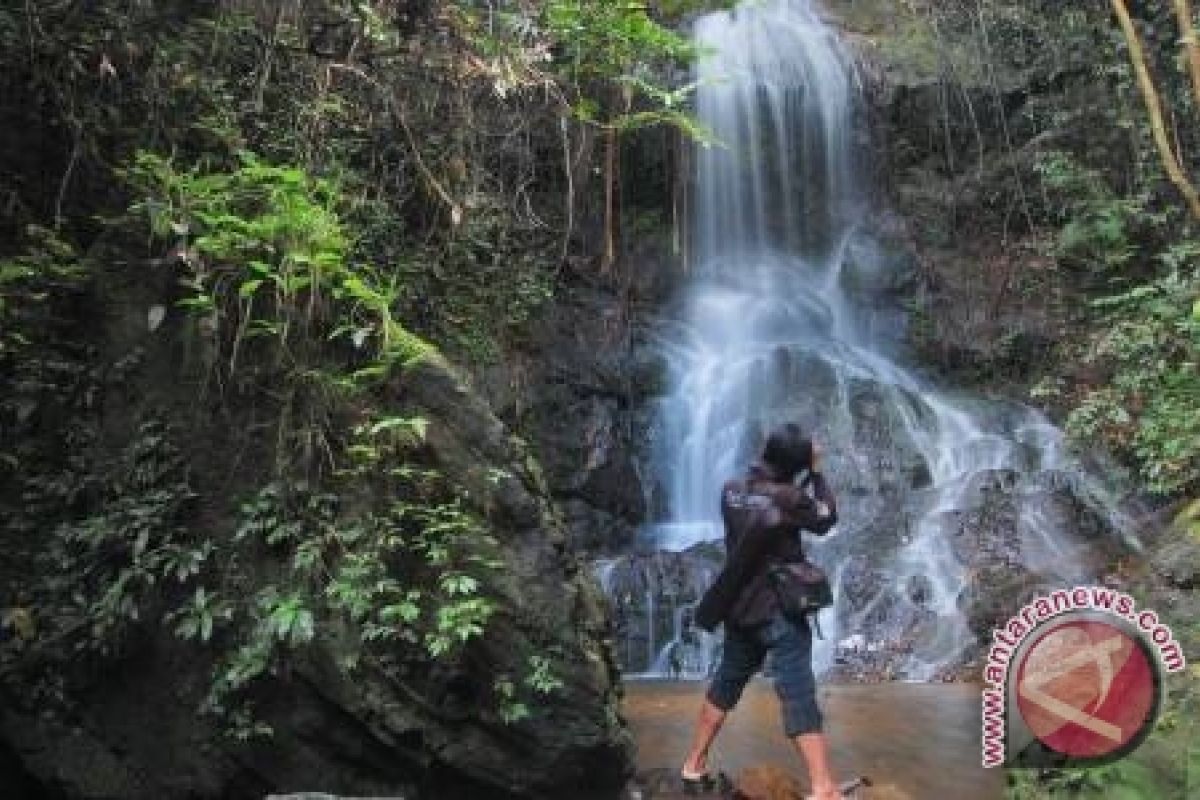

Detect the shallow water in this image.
[625,681,1003,799]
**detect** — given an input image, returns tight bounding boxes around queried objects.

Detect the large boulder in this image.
[486,285,662,546]
[0,357,634,800]
[600,545,722,676]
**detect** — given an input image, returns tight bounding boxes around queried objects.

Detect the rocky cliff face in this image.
[0,288,632,799]
[473,210,686,558]
[824,0,1110,382]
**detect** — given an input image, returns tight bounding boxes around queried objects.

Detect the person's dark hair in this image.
[761,423,812,480]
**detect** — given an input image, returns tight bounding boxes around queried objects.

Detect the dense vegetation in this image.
[873,2,1200,796]
[876,0,1200,502]
[0,0,726,752]
[0,1,1195,798]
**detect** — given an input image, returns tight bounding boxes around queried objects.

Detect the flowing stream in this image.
[600,0,1135,680]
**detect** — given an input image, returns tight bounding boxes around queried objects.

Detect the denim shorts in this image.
[705,612,822,737]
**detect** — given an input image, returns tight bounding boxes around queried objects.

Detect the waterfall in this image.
[601,0,1136,680]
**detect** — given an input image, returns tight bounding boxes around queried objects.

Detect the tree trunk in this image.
[1112,0,1200,221]
[1171,0,1200,113]
[602,125,620,273]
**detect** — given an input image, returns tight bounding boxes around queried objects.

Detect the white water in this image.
[612,0,1137,680]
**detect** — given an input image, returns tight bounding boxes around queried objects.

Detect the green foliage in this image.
[20,422,205,656]
[261,588,316,646]
[168,587,234,644]
[457,0,718,137]
[542,1,696,85]
[0,0,603,747]
[351,190,558,364]
[126,151,433,377]
[1007,762,1165,800]
[5,403,522,740]
[492,675,530,723]
[1030,152,1200,497]
[1058,257,1200,495]
[493,653,567,724]
[1034,151,1150,271]
[235,482,338,547]
[0,226,88,357]
[526,653,565,694]
[193,411,509,737]
[1178,499,1200,540]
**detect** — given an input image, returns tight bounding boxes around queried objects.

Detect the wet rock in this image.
[491,285,657,548]
[601,548,721,675]
[1025,469,1120,544]
[563,499,637,555]
[733,764,802,800]
[957,564,1051,641]
[627,345,670,399]
[908,461,932,489]
[842,232,919,301]
[1149,517,1200,591]
[838,555,885,613]
[838,633,867,652]
[748,347,841,435]
[861,593,933,646]
[905,574,933,607]
[534,393,648,524]
[844,379,933,500]
[828,634,919,683]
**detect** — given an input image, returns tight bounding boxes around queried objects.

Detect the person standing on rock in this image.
[680,423,844,800]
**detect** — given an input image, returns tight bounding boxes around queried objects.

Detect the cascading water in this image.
[602,0,1136,680]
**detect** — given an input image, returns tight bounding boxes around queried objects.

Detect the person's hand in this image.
[810,444,822,474]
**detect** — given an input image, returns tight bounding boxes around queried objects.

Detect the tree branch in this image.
[1171,0,1200,113]
[1111,0,1200,221]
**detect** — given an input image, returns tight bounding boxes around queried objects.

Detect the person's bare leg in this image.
[681,698,727,776]
[794,732,839,798]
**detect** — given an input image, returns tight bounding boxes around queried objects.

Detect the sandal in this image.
[680,769,714,795]
[680,769,732,795]
[804,776,871,800]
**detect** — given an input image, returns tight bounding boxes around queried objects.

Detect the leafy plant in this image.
[195,410,505,737]
[1063,267,1200,495]
[0,226,87,357]
[1034,151,1150,271]
[526,653,565,694]
[457,0,719,133]
[169,587,234,643]
[126,150,432,380]
[261,588,316,646]
[492,653,565,725]
[20,422,204,656]
[1029,148,1200,497]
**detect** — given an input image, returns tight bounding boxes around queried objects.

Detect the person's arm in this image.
[752,472,837,534]
[802,471,838,535]
[748,481,811,517]
[719,479,742,552]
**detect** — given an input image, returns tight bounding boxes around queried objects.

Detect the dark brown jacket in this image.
[694,464,837,631]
